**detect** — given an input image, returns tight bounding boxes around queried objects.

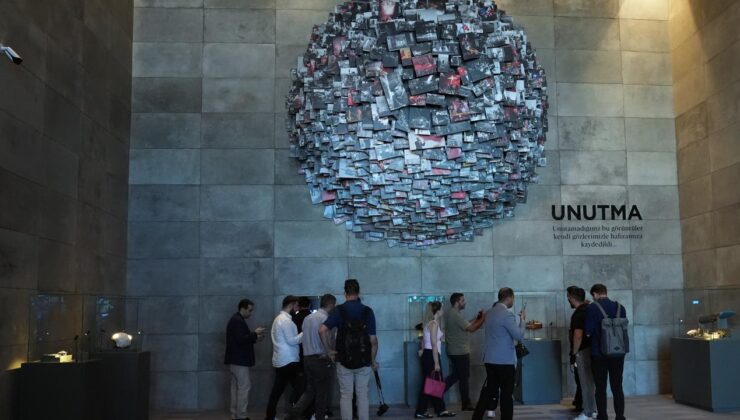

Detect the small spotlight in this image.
[0,44,23,65]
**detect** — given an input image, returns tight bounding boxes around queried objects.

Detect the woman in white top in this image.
[415,301,456,418]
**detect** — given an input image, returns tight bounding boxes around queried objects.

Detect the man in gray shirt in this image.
[472,288,526,420]
[289,294,337,420]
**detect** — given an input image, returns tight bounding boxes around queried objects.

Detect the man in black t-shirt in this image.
[567,286,583,412]
[568,287,595,420]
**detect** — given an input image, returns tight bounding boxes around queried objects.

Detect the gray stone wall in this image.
[0,0,133,417]
[130,0,682,411]
[669,1,740,321]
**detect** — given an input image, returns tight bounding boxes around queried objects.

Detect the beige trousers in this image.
[229,364,251,419]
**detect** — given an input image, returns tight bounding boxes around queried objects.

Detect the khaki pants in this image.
[336,364,372,420]
[229,364,251,419]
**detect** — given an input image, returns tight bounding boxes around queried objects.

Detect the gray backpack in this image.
[593,300,629,357]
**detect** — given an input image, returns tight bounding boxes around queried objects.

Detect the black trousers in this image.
[290,356,333,420]
[416,349,447,415]
[591,355,625,420]
[266,362,303,420]
[473,364,515,420]
[446,354,472,407]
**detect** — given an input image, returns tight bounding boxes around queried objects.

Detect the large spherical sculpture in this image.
[286,0,548,249]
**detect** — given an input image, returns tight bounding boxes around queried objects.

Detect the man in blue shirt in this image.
[584,284,627,420]
[472,287,526,420]
[320,279,378,420]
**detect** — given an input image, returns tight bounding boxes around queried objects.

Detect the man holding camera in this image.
[444,292,485,411]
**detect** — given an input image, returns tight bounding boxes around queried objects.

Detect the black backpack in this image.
[336,305,372,369]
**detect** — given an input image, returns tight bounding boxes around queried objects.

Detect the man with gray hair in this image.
[473,287,526,420]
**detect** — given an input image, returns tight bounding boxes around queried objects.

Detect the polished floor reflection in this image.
[153,395,740,419]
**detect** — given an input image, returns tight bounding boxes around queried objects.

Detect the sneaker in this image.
[438,411,456,418]
[574,413,590,420]
[486,410,495,418]
[591,413,597,419]
[415,413,434,419]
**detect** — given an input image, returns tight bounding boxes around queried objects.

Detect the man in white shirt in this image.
[265,296,304,420]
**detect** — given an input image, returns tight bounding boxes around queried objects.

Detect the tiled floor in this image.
[153,395,740,419]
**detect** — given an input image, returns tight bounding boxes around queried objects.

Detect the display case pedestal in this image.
[671,338,740,412]
[19,359,105,420]
[90,350,150,420]
[514,339,562,405]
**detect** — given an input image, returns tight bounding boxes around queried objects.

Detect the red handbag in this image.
[423,371,445,399]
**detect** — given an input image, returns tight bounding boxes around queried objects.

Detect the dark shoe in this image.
[438,411,456,417]
[325,411,334,418]
[460,406,475,412]
[415,413,434,419]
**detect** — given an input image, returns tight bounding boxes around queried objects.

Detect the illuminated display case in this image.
[28,294,84,362]
[406,294,445,342]
[512,292,559,340]
[680,290,737,341]
[28,294,139,362]
[85,295,141,353]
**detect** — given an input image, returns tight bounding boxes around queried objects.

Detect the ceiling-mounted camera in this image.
[0,44,23,65]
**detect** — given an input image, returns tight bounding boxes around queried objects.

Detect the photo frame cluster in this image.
[286,0,548,249]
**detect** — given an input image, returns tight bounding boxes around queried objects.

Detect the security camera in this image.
[0,44,22,65]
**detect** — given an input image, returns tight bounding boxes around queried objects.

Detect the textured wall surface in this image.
[669,0,740,319]
[0,0,133,418]
[129,0,682,411]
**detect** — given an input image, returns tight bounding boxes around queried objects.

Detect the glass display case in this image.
[512,292,559,340]
[679,289,738,341]
[28,294,139,363]
[83,296,140,354]
[28,294,84,362]
[406,295,445,341]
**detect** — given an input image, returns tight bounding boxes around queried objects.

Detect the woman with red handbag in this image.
[415,301,456,419]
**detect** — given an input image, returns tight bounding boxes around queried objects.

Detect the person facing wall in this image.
[289,294,337,420]
[320,279,378,420]
[568,286,596,420]
[585,284,629,420]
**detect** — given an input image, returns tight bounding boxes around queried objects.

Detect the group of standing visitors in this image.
[224,280,629,420]
[415,284,629,420]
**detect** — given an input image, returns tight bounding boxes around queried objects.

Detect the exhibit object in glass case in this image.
[40,351,73,363]
[514,293,558,340]
[686,310,736,340]
[286,0,549,248]
[111,332,133,349]
[525,320,543,330]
